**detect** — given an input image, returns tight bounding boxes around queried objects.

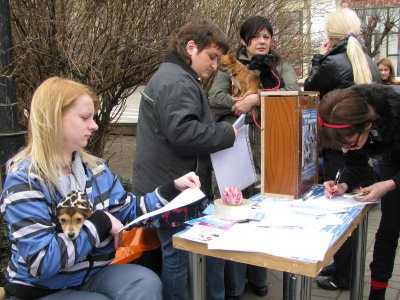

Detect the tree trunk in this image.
[0,0,25,186]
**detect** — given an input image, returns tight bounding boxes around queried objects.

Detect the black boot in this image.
[319,263,334,277]
[316,275,350,290]
[369,287,386,300]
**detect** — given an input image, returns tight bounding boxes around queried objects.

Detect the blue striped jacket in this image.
[0,159,174,291]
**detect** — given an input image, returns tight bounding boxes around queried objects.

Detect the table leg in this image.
[300,276,312,300]
[283,273,311,300]
[350,212,369,300]
[189,252,206,300]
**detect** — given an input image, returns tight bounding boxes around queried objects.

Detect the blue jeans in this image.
[225,262,267,296]
[157,227,189,300]
[39,264,162,300]
[206,257,225,300]
[206,258,267,299]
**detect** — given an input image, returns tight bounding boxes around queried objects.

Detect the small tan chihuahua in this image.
[57,190,93,240]
[219,53,261,98]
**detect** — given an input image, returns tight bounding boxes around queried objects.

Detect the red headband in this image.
[318,115,353,129]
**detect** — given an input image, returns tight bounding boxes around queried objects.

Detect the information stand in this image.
[260,91,320,199]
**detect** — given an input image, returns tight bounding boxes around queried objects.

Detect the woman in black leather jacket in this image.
[305,8,381,181]
[305,39,381,99]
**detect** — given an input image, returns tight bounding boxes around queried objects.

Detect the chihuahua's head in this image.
[218,53,242,74]
[56,190,93,240]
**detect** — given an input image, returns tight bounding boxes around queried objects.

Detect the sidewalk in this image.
[105,135,400,300]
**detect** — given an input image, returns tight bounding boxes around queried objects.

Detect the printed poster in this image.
[301,109,317,182]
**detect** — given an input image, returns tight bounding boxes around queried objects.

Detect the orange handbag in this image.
[111,227,160,264]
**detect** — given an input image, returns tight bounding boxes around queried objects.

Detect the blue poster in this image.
[301,109,317,181]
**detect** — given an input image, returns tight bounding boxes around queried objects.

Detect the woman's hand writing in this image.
[323,181,348,198]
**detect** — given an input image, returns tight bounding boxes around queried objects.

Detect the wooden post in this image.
[260,91,319,199]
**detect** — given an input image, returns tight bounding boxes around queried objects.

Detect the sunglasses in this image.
[342,133,361,149]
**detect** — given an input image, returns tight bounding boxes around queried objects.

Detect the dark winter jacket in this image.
[132,54,235,227]
[339,84,400,191]
[304,40,381,99]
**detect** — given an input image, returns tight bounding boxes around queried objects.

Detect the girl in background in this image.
[377,57,398,85]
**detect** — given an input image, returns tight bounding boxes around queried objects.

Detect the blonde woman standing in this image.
[304,8,381,291]
[305,8,381,98]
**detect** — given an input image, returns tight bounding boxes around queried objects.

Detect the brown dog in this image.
[218,53,261,98]
[57,190,93,240]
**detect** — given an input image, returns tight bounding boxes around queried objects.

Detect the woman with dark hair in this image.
[319,84,400,300]
[210,15,299,124]
[208,15,299,300]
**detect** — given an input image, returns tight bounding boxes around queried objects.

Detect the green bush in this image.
[119,177,132,191]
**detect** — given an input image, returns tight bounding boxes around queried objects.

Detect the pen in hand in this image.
[330,169,341,200]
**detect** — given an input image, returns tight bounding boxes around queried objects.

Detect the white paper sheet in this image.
[207,223,332,261]
[211,116,257,196]
[255,205,343,229]
[290,195,375,212]
[232,114,245,129]
[118,188,205,232]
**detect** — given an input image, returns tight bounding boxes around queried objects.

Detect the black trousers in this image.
[370,153,400,283]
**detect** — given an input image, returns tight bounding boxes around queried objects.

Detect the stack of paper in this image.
[211,115,257,196]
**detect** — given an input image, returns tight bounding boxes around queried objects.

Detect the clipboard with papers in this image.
[211,114,257,196]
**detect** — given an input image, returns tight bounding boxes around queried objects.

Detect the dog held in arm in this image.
[247,54,285,89]
[218,52,261,98]
[56,190,93,240]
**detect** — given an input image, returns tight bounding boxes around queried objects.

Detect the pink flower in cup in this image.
[221,186,243,205]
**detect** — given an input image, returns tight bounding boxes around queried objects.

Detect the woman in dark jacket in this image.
[133,19,236,300]
[319,84,400,300]
[208,15,299,300]
[304,8,381,291]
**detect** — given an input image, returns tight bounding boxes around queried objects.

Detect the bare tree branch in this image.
[5,0,337,156]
